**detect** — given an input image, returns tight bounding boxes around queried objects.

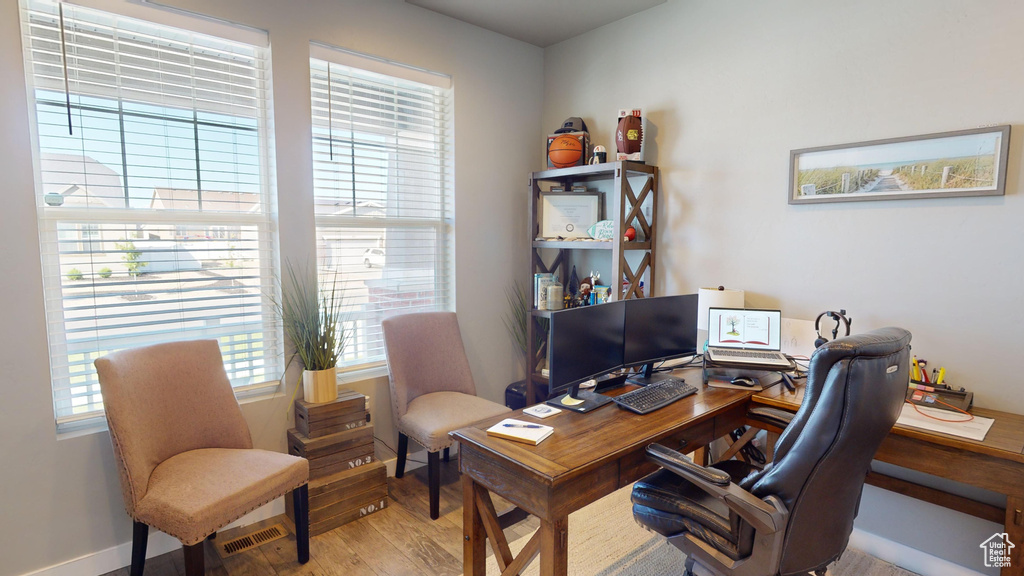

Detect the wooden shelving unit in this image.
[524,161,659,405]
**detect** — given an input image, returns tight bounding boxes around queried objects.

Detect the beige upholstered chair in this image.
[95,340,310,576]
[382,311,511,519]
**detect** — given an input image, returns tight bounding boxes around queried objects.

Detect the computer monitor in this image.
[623,294,699,385]
[545,300,625,413]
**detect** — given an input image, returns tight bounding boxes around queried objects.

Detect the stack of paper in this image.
[896,404,994,441]
[486,418,554,445]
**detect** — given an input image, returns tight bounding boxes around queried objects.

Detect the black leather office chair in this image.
[632,327,912,576]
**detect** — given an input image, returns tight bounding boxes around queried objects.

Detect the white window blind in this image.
[21,0,281,431]
[309,50,453,371]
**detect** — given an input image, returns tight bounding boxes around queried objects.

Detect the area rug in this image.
[476,485,918,576]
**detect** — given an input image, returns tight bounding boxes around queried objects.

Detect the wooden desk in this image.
[450,370,753,576]
[752,385,1024,576]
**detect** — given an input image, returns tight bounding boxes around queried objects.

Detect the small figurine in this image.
[579,275,593,298]
[579,284,592,306]
[568,266,581,298]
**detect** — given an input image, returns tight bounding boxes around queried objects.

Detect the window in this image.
[309,46,453,372]
[21,0,280,431]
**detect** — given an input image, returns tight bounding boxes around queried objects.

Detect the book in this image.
[486,418,554,445]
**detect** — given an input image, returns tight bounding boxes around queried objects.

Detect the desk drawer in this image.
[619,419,716,486]
[715,406,749,439]
[663,417,716,450]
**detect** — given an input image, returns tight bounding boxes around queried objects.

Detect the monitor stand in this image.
[546,384,613,413]
[625,363,673,386]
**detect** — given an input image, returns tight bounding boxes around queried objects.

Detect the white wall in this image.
[542,0,1022,573]
[0,0,542,574]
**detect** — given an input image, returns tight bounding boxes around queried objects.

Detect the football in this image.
[616,115,643,155]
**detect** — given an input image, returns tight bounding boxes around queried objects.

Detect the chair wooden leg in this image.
[182,542,204,576]
[428,450,440,520]
[443,446,450,463]
[396,433,409,478]
[293,484,310,564]
[130,521,148,576]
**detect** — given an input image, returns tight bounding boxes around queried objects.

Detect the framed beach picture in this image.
[789,125,1010,204]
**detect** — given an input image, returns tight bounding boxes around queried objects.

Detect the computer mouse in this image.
[731,377,756,387]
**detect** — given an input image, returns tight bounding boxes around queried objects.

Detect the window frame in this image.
[20,0,283,433]
[308,45,454,374]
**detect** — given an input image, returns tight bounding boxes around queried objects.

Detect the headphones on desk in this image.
[814,309,852,348]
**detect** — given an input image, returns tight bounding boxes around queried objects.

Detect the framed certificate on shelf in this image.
[540,192,601,239]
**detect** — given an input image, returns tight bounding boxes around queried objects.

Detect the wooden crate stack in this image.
[286,389,388,536]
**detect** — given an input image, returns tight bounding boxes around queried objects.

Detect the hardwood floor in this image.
[101,458,539,576]
[97,457,915,576]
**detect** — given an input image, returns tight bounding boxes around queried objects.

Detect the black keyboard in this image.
[612,378,698,415]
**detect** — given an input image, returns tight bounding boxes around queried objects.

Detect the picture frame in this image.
[789,125,1010,204]
[540,192,602,238]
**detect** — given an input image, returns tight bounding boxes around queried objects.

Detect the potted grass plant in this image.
[276,263,347,404]
[502,281,548,406]
[503,281,536,366]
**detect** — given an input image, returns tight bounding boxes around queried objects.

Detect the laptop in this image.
[705,307,792,367]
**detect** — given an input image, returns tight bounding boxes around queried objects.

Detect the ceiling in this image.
[405,0,666,48]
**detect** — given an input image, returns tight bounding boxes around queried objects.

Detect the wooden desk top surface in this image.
[451,368,752,485]
[753,383,1024,462]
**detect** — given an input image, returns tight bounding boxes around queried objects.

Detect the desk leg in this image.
[539,515,568,576]
[689,446,707,466]
[1005,495,1024,576]
[766,431,779,462]
[463,476,486,576]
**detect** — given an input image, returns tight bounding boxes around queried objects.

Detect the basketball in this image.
[548,135,584,168]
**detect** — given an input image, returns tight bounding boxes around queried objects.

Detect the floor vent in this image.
[219,523,288,557]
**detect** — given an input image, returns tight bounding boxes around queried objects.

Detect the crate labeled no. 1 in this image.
[286,460,388,536]
[305,488,388,536]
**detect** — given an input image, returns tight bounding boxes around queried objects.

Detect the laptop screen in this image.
[708,308,782,351]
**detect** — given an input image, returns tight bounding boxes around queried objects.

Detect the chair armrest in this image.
[648,442,732,485]
[645,444,785,534]
[747,406,794,430]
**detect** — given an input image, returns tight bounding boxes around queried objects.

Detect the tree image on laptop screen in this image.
[718,312,771,345]
[725,315,741,336]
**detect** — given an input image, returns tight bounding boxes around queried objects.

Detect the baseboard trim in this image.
[19,502,283,576]
[849,527,986,576]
